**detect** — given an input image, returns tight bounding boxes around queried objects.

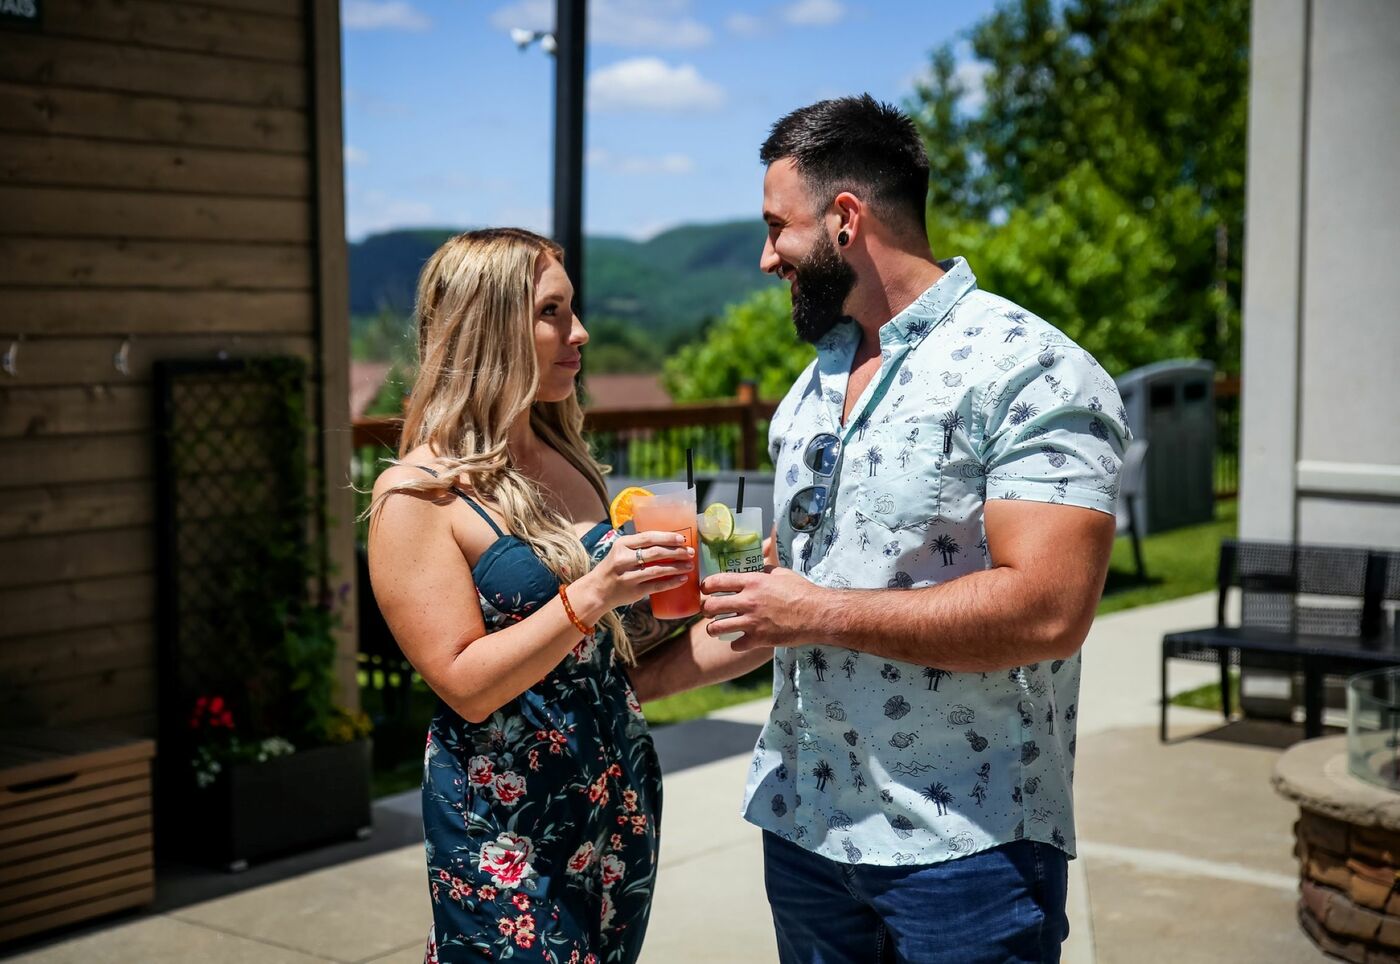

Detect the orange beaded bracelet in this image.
[558,583,594,637]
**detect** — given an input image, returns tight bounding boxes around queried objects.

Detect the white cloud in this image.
[903,48,992,116]
[491,0,711,48]
[587,148,695,176]
[346,191,435,241]
[344,145,369,166]
[589,57,724,112]
[725,12,765,37]
[783,0,845,26]
[341,0,429,31]
[953,58,992,113]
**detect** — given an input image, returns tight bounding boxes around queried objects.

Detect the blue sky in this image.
[340,0,998,241]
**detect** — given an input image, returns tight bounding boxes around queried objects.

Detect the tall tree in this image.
[910,0,1249,373]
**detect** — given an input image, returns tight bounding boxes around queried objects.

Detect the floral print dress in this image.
[418,479,661,964]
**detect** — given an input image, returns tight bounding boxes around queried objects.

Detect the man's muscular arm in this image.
[701,500,1115,672]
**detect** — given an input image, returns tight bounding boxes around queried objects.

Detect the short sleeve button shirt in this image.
[742,257,1129,866]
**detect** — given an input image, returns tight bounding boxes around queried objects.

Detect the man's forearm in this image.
[630,620,773,703]
[807,565,1092,672]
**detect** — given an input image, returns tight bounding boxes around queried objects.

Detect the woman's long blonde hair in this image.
[365,228,632,663]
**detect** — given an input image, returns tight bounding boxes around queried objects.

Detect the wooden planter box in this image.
[0,730,156,945]
[170,739,373,872]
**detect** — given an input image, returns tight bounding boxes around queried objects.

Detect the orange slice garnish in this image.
[608,486,654,529]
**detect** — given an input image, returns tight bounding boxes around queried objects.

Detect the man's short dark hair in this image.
[760,94,930,236]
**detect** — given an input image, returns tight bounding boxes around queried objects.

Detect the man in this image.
[699,95,1128,963]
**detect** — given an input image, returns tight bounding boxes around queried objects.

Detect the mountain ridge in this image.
[348,220,778,339]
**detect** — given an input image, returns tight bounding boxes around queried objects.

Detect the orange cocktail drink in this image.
[631,486,701,619]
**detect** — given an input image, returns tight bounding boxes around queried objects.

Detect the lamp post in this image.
[510,0,587,315]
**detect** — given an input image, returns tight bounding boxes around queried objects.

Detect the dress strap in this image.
[411,465,506,538]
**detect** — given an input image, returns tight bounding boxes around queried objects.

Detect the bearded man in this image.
[692,94,1130,964]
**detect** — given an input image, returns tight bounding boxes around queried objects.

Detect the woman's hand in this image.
[575,530,694,613]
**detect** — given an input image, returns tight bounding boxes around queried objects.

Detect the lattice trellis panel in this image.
[153,358,314,769]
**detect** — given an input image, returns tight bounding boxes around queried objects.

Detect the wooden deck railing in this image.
[352,382,779,473]
[352,375,1242,508]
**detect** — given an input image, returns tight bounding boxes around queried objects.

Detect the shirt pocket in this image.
[847,416,945,532]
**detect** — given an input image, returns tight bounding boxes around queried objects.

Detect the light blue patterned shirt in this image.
[742,257,1128,866]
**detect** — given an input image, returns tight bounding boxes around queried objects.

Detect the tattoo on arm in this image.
[623,598,698,658]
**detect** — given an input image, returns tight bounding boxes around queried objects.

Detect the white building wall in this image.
[1239,0,1400,549]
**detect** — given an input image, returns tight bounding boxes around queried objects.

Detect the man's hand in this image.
[700,567,825,651]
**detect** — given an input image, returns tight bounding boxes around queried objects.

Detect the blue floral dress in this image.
[417,478,662,964]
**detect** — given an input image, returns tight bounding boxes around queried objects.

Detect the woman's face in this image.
[532,255,587,403]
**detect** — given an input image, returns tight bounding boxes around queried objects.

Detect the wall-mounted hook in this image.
[2,336,21,377]
[114,336,132,376]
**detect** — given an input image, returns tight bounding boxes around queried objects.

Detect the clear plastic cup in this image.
[698,506,765,642]
[631,484,702,620]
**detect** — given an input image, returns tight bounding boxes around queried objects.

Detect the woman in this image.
[366,228,695,964]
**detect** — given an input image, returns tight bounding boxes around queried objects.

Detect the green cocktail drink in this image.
[697,504,765,642]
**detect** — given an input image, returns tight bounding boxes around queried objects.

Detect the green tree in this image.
[910,0,1248,373]
[931,164,1198,372]
[662,286,815,402]
[582,316,667,374]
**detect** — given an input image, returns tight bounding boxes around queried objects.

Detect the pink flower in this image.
[625,689,643,717]
[600,891,617,930]
[567,842,596,875]
[610,833,623,851]
[467,756,495,788]
[424,930,439,964]
[599,853,625,888]
[493,771,527,806]
[497,917,516,937]
[478,885,497,902]
[512,893,531,911]
[622,789,639,813]
[478,832,536,890]
[586,777,609,806]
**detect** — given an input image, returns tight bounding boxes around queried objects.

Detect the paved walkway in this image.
[7,593,1327,963]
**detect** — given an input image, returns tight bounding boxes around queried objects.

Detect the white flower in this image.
[493,771,527,806]
[599,853,625,888]
[566,842,596,875]
[478,831,537,889]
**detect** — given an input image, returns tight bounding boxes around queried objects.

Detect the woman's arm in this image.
[367,472,691,723]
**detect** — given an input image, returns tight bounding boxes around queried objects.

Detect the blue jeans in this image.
[762,832,1069,964]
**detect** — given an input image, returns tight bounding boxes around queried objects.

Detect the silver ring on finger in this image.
[635,547,646,569]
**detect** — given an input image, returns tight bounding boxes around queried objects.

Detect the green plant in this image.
[180,358,371,789]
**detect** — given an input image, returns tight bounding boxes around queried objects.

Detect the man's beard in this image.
[790,233,857,344]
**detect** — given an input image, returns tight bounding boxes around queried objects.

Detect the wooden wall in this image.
[0,0,356,735]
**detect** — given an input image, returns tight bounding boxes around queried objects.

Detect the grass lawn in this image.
[640,663,773,727]
[1169,669,1239,711]
[361,500,1239,795]
[1098,500,1237,615]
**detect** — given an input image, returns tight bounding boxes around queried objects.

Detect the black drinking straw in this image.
[685,447,695,497]
[737,476,746,513]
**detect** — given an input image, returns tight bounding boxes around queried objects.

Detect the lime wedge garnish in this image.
[699,502,735,545]
[728,529,761,550]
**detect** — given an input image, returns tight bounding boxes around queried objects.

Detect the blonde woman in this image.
[366,229,698,964]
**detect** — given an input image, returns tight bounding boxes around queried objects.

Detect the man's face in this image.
[761,159,857,344]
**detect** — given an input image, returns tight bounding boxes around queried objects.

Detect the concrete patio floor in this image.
[5,592,1329,963]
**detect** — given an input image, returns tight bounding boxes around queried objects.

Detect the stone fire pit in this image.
[1274,736,1400,962]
